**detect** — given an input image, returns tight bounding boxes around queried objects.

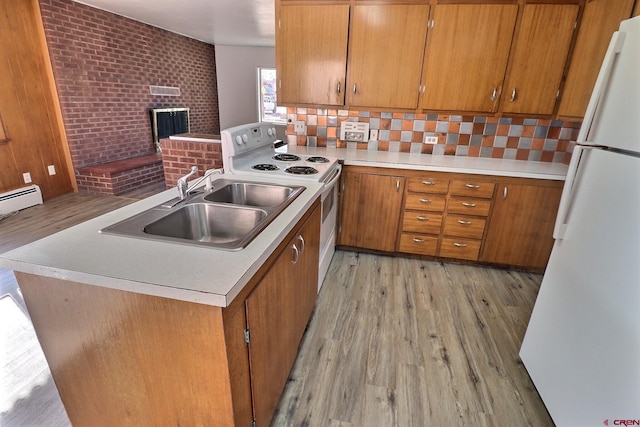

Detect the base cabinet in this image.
[16,200,321,427]
[480,181,563,270]
[338,167,405,252]
[338,165,563,271]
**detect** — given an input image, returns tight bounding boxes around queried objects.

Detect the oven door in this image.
[318,164,341,291]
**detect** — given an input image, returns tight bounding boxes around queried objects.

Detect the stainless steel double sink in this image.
[100,179,305,250]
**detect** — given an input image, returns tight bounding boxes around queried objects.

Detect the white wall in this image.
[215,45,277,130]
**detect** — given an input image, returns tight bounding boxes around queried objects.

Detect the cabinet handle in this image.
[291,244,299,264]
[337,81,341,94]
[353,84,357,94]
[510,89,517,102]
[419,198,432,204]
[453,242,468,248]
[503,186,508,200]
[416,216,429,221]
[396,180,400,192]
[457,220,472,225]
[412,237,425,243]
[490,88,497,102]
[461,202,476,207]
[297,235,305,253]
[422,180,435,185]
[465,183,480,189]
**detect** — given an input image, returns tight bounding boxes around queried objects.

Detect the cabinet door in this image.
[419,4,518,113]
[276,5,349,106]
[557,0,634,118]
[339,170,404,252]
[481,182,563,269]
[245,206,320,426]
[502,4,579,115]
[347,4,429,109]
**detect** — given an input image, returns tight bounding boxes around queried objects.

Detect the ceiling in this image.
[73,0,276,46]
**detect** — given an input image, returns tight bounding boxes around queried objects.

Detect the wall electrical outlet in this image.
[48,165,56,175]
[370,129,378,141]
[294,121,306,134]
[423,134,438,145]
[23,172,32,183]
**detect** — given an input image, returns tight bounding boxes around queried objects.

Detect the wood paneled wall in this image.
[0,0,74,199]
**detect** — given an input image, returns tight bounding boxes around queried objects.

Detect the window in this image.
[258,68,286,124]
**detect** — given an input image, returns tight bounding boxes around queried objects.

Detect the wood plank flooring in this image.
[273,252,553,426]
[1,188,551,426]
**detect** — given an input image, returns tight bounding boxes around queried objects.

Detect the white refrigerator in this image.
[520,15,640,427]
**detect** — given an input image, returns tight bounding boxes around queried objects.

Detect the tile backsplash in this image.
[286,108,581,164]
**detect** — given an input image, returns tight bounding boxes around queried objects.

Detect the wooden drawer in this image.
[443,215,486,240]
[398,233,438,256]
[402,211,443,234]
[447,197,492,216]
[439,237,481,261]
[407,176,449,194]
[450,180,495,199]
[404,193,446,212]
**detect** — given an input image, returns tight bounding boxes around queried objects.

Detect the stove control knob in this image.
[242,134,249,143]
[235,135,243,145]
[267,128,273,136]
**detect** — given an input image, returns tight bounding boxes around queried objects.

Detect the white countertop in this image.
[279,146,568,181]
[0,174,323,308]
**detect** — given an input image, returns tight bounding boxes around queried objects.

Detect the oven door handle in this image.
[322,163,342,189]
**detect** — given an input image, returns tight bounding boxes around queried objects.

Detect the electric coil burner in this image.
[285,166,318,175]
[273,153,301,162]
[306,156,330,163]
[252,163,279,171]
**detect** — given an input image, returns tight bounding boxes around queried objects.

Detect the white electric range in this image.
[220,122,341,290]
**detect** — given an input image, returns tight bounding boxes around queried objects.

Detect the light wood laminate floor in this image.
[1,188,551,426]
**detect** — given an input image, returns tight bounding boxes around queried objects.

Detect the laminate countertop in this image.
[0,174,324,307]
[278,146,568,181]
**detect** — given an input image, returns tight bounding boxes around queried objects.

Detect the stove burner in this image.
[252,163,279,171]
[306,156,330,163]
[285,166,319,175]
[273,153,301,162]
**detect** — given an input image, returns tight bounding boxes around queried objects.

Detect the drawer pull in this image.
[453,242,468,248]
[412,237,425,243]
[419,198,432,204]
[422,180,435,185]
[461,202,477,207]
[465,183,481,189]
[416,216,429,221]
[457,220,472,225]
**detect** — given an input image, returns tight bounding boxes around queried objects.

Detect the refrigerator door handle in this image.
[578,31,625,144]
[554,145,599,240]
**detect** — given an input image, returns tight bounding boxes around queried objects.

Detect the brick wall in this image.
[39,0,220,171]
[159,139,223,190]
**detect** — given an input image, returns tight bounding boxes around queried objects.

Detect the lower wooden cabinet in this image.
[480,181,563,270]
[338,165,564,271]
[338,167,405,252]
[245,202,320,426]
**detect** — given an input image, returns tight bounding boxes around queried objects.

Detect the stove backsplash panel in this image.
[286,108,581,164]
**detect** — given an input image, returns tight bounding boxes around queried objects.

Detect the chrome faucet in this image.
[177,166,198,200]
[177,166,224,200]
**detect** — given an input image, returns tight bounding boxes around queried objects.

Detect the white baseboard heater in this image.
[0,185,43,214]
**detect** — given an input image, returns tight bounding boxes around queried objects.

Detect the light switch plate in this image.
[23,172,32,183]
[48,165,56,175]
[423,134,438,145]
[370,129,378,141]
[294,121,306,134]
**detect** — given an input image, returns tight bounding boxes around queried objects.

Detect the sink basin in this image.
[204,182,298,207]
[100,179,305,250]
[144,203,267,244]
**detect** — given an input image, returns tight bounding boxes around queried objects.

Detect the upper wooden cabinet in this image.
[557,0,635,119]
[347,4,429,109]
[276,4,349,106]
[501,3,579,115]
[419,4,518,113]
